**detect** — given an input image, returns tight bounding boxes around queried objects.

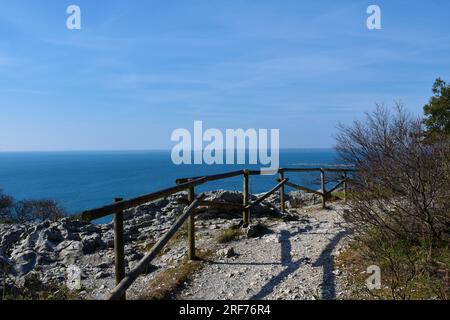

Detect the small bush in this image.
[0,188,66,224]
[0,190,14,223]
[14,200,66,223]
[216,228,242,243]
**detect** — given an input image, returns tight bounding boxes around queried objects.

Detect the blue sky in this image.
[1,0,450,151]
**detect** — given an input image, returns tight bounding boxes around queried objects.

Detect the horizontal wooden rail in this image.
[280,167,355,173]
[277,179,323,196]
[247,170,264,175]
[108,194,205,300]
[176,170,244,185]
[82,177,207,221]
[175,168,355,184]
[280,168,322,173]
[321,168,356,173]
[246,179,288,209]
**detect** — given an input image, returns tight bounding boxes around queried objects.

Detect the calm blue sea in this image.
[0,149,339,219]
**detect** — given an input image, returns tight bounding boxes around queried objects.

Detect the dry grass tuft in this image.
[140,249,213,300]
[216,228,242,243]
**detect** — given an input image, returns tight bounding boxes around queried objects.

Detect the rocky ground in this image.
[178,204,350,300]
[0,189,351,300]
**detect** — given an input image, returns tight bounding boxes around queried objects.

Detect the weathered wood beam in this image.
[81,177,207,221]
[108,194,205,300]
[243,170,250,224]
[276,179,323,196]
[176,170,243,185]
[279,168,356,173]
[326,179,346,196]
[187,186,195,260]
[321,169,326,208]
[246,179,288,209]
[280,168,322,173]
[279,171,285,212]
[321,168,357,173]
[113,197,125,300]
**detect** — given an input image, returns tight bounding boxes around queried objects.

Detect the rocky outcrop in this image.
[0,189,319,298]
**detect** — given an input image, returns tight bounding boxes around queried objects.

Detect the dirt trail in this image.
[176,204,350,300]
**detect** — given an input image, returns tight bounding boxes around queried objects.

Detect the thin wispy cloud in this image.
[1,0,450,151]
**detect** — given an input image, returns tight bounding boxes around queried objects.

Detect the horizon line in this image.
[0,147,335,153]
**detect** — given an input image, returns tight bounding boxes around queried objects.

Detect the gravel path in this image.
[177,204,350,300]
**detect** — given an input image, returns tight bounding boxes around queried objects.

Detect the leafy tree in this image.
[424,78,450,136]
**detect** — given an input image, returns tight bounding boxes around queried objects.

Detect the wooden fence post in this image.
[344,171,348,203]
[243,170,250,225]
[279,170,285,212]
[114,197,126,300]
[320,170,326,209]
[187,186,196,260]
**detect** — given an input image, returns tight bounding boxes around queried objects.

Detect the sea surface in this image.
[0,149,341,221]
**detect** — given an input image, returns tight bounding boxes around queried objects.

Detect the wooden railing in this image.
[80,167,354,300]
